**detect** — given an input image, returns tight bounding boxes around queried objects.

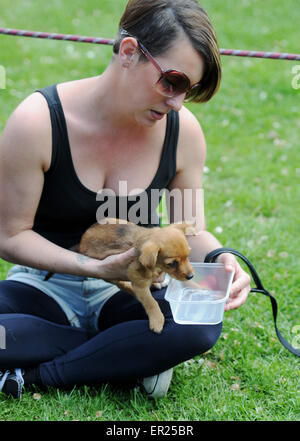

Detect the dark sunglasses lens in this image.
[158,71,190,96]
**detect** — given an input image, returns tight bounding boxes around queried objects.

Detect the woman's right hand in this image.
[96,247,136,281]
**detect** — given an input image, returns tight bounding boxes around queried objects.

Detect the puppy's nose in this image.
[185,273,194,280]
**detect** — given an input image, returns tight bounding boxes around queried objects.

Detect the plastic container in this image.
[165,263,235,325]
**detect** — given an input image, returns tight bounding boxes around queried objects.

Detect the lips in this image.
[150,110,166,120]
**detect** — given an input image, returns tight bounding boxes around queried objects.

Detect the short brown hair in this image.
[113,0,221,103]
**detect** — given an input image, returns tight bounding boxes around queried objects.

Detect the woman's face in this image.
[120,35,205,126]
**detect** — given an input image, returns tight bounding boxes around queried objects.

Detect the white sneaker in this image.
[141,368,173,398]
[0,368,24,399]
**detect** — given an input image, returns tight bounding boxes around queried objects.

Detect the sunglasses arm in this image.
[137,41,164,76]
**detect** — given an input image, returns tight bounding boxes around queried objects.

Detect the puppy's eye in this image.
[167,260,178,268]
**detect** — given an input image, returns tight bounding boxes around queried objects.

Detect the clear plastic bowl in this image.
[165,263,235,325]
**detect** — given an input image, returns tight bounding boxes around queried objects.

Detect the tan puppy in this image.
[79,218,196,333]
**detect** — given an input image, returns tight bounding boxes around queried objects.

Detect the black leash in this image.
[204,247,300,357]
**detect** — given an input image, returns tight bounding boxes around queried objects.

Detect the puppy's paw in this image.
[149,312,165,334]
[152,278,169,290]
[151,273,169,290]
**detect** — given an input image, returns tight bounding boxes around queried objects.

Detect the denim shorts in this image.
[6,265,120,331]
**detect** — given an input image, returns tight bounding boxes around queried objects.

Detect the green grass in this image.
[0,0,299,421]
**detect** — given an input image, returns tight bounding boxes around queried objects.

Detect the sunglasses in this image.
[120,30,201,102]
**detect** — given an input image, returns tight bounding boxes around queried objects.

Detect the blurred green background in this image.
[0,0,299,421]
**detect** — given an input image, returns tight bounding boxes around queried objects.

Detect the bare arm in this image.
[167,107,223,260]
[167,107,250,309]
[0,93,134,279]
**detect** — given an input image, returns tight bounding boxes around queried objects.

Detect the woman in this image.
[0,0,250,399]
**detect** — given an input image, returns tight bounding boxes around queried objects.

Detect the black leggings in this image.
[0,280,222,388]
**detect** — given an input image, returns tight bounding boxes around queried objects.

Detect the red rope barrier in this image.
[0,28,114,46]
[1,27,300,61]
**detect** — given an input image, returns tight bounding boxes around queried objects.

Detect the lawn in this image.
[0,0,299,421]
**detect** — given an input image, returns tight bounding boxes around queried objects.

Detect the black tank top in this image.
[33,84,179,249]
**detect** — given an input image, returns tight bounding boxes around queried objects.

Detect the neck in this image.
[86,61,147,132]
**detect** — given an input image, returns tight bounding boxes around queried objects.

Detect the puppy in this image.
[78,218,196,333]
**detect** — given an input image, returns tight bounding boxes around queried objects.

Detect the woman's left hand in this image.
[216,253,251,311]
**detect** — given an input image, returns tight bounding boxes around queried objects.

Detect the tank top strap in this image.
[149,109,179,191]
[35,84,70,173]
[163,109,179,180]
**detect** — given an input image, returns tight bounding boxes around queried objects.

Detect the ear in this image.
[119,37,139,67]
[173,220,197,236]
[138,240,160,269]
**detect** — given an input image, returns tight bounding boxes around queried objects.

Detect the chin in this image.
[134,111,158,128]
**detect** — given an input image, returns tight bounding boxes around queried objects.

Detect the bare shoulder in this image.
[0,91,52,171]
[0,92,53,236]
[176,105,207,172]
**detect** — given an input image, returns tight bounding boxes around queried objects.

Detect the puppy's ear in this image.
[173,220,197,236]
[138,240,160,269]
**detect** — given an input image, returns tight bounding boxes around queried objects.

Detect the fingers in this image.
[109,247,136,264]
[122,247,136,259]
[225,286,249,311]
[216,253,251,311]
[216,253,235,272]
[230,271,251,297]
[225,272,251,311]
[100,248,136,279]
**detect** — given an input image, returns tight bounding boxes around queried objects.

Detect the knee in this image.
[179,322,223,356]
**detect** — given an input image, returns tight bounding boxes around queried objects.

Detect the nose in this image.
[185,273,194,280]
[165,93,186,112]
